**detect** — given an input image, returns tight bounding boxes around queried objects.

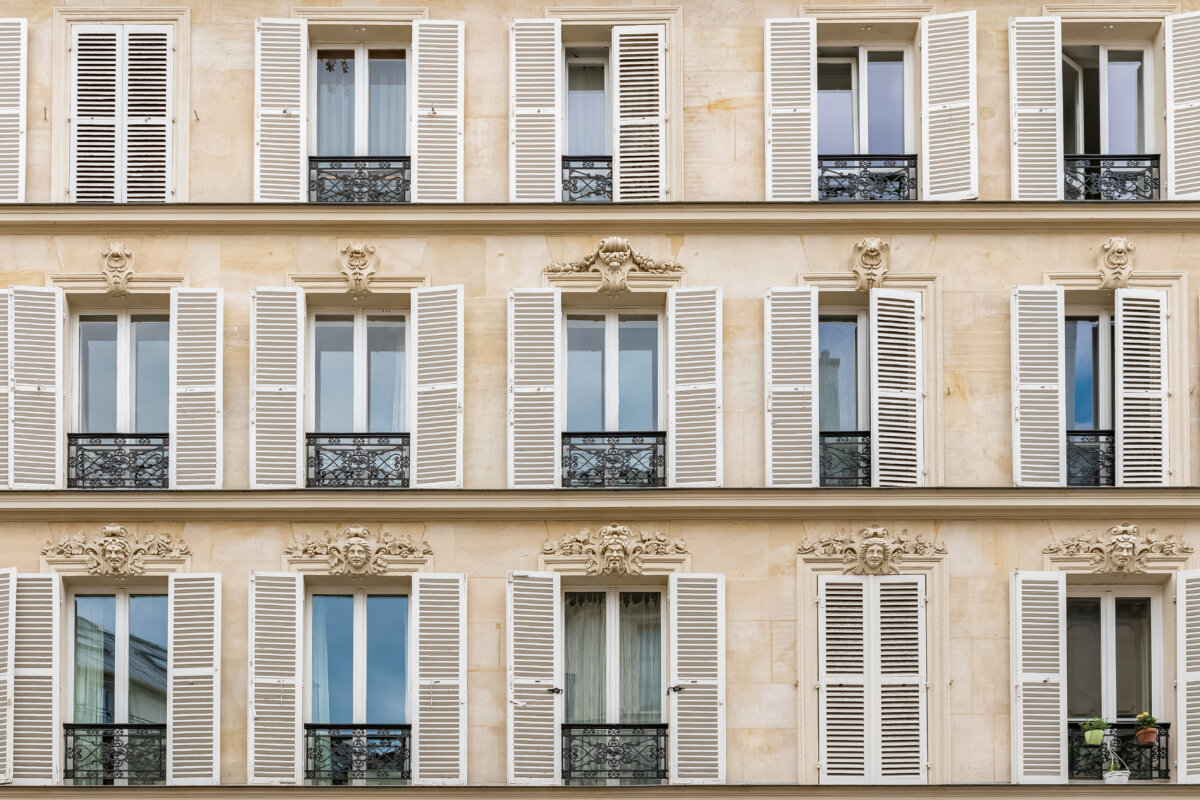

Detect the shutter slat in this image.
[168,573,221,785]
[412,20,463,202]
[1115,289,1169,486]
[0,568,13,784]
[170,288,223,489]
[669,287,722,487]
[254,18,307,201]
[1011,286,1065,486]
[9,287,63,490]
[0,20,26,202]
[412,573,466,785]
[249,287,303,489]
[12,574,58,785]
[612,25,666,201]
[508,289,560,488]
[1011,570,1066,784]
[247,572,301,785]
[411,286,463,488]
[506,571,561,785]
[510,19,561,202]
[765,19,817,201]
[765,287,818,486]
[1179,569,1200,783]
[920,11,977,200]
[669,573,724,785]
[1009,17,1063,200]
[1167,12,1200,199]
[870,289,922,487]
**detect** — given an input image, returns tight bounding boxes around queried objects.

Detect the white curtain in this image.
[564,592,605,723]
[311,597,334,724]
[619,592,661,724]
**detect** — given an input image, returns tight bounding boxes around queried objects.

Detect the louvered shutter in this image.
[875,576,927,784]
[0,290,9,489]
[1166,12,1200,200]
[1115,289,1168,486]
[506,571,561,785]
[765,287,818,486]
[1009,17,1063,200]
[1011,286,1065,486]
[869,288,922,487]
[920,11,977,200]
[669,573,725,784]
[764,19,817,201]
[668,287,722,487]
[247,572,302,785]
[70,25,120,202]
[254,18,307,202]
[168,573,221,785]
[170,288,223,489]
[9,287,63,490]
[411,20,463,203]
[818,576,868,783]
[412,573,466,785]
[510,19,561,202]
[410,285,463,488]
[1178,568,1200,784]
[0,20,26,202]
[0,568,13,784]
[1010,570,1066,784]
[249,287,303,489]
[507,289,560,488]
[123,25,172,202]
[612,25,666,201]
[12,574,58,785]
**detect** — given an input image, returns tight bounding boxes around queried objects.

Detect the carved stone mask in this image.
[102,534,130,570]
[1111,534,1137,569]
[345,537,370,570]
[863,540,887,570]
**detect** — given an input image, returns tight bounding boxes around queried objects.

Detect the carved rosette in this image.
[851,237,889,290]
[1098,236,1135,289]
[101,242,135,296]
[541,523,688,576]
[339,242,378,297]
[798,524,945,575]
[284,524,433,576]
[544,236,684,293]
[41,524,190,576]
[1044,523,1192,574]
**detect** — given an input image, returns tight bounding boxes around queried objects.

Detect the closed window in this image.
[312,45,408,157]
[76,312,169,434]
[565,312,661,433]
[1066,586,1161,722]
[310,310,406,434]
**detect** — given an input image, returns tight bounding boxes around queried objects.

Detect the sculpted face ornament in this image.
[100,526,132,572]
[798,524,945,575]
[41,524,190,576]
[101,242,135,296]
[862,537,889,572]
[852,237,890,291]
[1043,522,1193,574]
[1099,237,1135,288]
[284,525,433,575]
[344,536,372,572]
[544,236,684,293]
[542,523,688,576]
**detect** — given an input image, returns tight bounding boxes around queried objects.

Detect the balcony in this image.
[820,431,871,488]
[818,154,918,201]
[562,155,612,202]
[63,723,166,785]
[306,433,410,489]
[1067,430,1114,487]
[561,431,666,489]
[561,723,668,786]
[1067,722,1170,781]
[304,724,411,786]
[67,433,169,489]
[308,157,411,203]
[1064,154,1160,201]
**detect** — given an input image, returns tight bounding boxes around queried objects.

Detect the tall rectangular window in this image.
[313,44,408,157]
[1065,587,1160,722]
[1064,314,1113,431]
[566,50,609,156]
[816,47,911,155]
[565,311,660,432]
[311,309,406,434]
[818,316,863,432]
[1061,46,1150,155]
[76,312,170,434]
[310,590,409,724]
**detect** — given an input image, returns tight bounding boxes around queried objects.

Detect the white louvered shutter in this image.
[764,19,817,201]
[123,25,172,202]
[506,571,561,785]
[412,20,463,203]
[920,11,977,200]
[254,18,307,202]
[1011,286,1065,486]
[168,573,221,785]
[0,20,26,202]
[1178,568,1200,784]
[612,25,666,201]
[507,289,560,488]
[1166,12,1200,199]
[510,19,561,202]
[669,287,722,487]
[869,289,922,487]
[1009,17,1063,200]
[9,287,63,490]
[0,290,8,489]
[669,573,725,784]
[0,568,13,784]
[1010,570,1066,784]
[70,25,120,201]
[818,576,867,783]
[1115,289,1168,486]
[247,572,302,785]
[170,288,223,489]
[411,285,463,488]
[12,574,58,785]
[875,576,927,784]
[412,574,466,785]
[249,287,303,489]
[765,287,818,486]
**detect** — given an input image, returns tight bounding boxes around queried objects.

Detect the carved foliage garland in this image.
[541,523,688,576]
[544,236,684,293]
[101,242,135,296]
[798,524,945,575]
[1098,236,1135,288]
[339,241,378,297]
[851,237,889,290]
[41,524,191,576]
[284,524,433,575]
[1043,523,1192,574]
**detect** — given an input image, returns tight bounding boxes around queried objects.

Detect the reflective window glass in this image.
[314,316,355,432]
[366,595,408,723]
[1064,318,1100,430]
[1066,597,1102,719]
[132,316,169,433]
[74,595,117,724]
[866,52,905,153]
[1107,51,1144,153]
[79,316,118,433]
[567,316,606,431]
[564,592,606,724]
[311,595,354,724]
[367,317,405,433]
[618,316,657,431]
[316,50,356,156]
[128,595,168,725]
[369,50,406,156]
[1114,597,1152,718]
[568,61,607,155]
[817,61,855,153]
[819,318,859,431]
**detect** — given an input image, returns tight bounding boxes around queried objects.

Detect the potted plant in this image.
[1134,712,1159,746]
[1080,717,1108,746]
[1102,754,1130,784]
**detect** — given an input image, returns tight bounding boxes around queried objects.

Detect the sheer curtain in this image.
[619,592,661,724]
[74,596,115,724]
[368,51,406,156]
[564,592,605,723]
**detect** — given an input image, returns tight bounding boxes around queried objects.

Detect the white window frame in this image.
[817,306,869,431]
[562,45,612,157]
[1061,42,1154,155]
[307,40,411,157]
[562,308,665,433]
[816,44,915,155]
[306,306,409,434]
[1063,305,1113,431]
[71,308,170,434]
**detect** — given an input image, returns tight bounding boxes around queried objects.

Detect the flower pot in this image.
[1083,728,1105,746]
[1103,769,1130,784]
[1135,727,1158,746]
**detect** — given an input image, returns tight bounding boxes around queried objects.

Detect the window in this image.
[1066,587,1160,722]
[1064,309,1114,487]
[565,49,609,157]
[565,311,660,433]
[312,45,407,158]
[818,310,869,487]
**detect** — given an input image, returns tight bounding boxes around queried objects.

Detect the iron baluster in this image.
[308,157,411,203]
[561,431,667,488]
[304,724,412,785]
[63,724,167,784]
[1063,154,1160,201]
[67,433,169,489]
[561,156,613,202]
[1067,722,1169,781]
[561,723,668,785]
[306,433,410,488]
[817,154,918,201]
[819,431,871,487]
[1066,430,1115,487]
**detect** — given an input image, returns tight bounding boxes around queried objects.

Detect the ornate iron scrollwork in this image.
[1064,154,1160,201]
[561,431,666,488]
[306,433,410,488]
[63,724,167,784]
[1067,430,1115,487]
[561,723,668,785]
[818,154,918,201]
[304,725,412,785]
[309,157,411,203]
[1067,722,1169,781]
[562,156,613,202]
[67,433,169,489]
[820,431,871,487]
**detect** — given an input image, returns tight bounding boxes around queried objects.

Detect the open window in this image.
[817,306,870,487]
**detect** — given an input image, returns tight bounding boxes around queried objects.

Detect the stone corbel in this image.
[851,237,889,290]
[288,242,427,297]
[1098,236,1135,288]
[539,523,689,576]
[283,524,433,576]
[41,524,192,576]
[798,524,946,575]
[543,237,685,293]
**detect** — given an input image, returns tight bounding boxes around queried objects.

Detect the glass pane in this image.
[128,595,168,725]
[866,52,905,154]
[564,592,605,723]
[132,315,169,433]
[1066,597,1102,719]
[567,62,607,155]
[1063,59,1080,154]
[79,316,118,433]
[366,595,408,723]
[618,316,658,431]
[1064,318,1099,430]
[317,49,356,156]
[311,595,354,724]
[619,592,661,724]
[817,61,855,153]
[566,316,605,431]
[819,318,859,431]
[367,317,405,433]
[369,50,406,156]
[74,595,116,724]
[1107,51,1144,153]
[1114,597,1152,719]
[314,317,355,432]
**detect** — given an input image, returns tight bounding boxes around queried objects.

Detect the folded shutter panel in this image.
[612,25,666,201]
[506,571,560,785]
[1166,12,1200,199]
[247,571,302,785]
[0,567,13,784]
[1011,286,1065,486]
[412,573,466,785]
[1009,17,1063,200]
[668,287,722,487]
[875,576,927,784]
[869,288,922,487]
[0,290,8,488]
[764,19,817,201]
[9,287,63,490]
[1115,289,1168,486]
[507,289,561,488]
[170,288,223,489]
[411,285,463,488]
[765,287,818,486]
[71,25,120,202]
[0,19,26,202]
[123,25,172,202]
[1010,570,1066,784]
[12,574,58,785]
[254,18,307,202]
[1178,568,1200,783]
[411,20,463,202]
[168,573,221,785]
[509,19,561,202]
[249,287,303,489]
[920,11,977,200]
[669,573,725,785]
[818,576,867,783]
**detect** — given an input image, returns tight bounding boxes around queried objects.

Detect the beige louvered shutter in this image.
[612,25,666,201]
[0,20,26,202]
[510,19,561,202]
[170,288,223,489]
[869,288,922,487]
[411,285,463,488]
[0,290,8,488]
[1011,286,1065,486]
[412,20,463,202]
[0,568,13,784]
[12,574,59,785]
[254,18,307,202]
[669,573,725,784]
[920,11,977,200]
[506,571,561,785]
[1166,12,1200,200]
[9,287,63,490]
[507,289,561,488]
[123,25,172,202]
[412,573,466,785]
[818,575,867,783]
[764,19,817,201]
[1009,17,1062,200]
[1010,570,1066,784]
[168,573,221,785]
[765,287,818,486]
[249,287,303,489]
[247,572,302,785]
[1114,289,1169,486]
[1178,568,1200,783]
[668,287,722,487]
[875,576,927,784]
[70,25,120,202]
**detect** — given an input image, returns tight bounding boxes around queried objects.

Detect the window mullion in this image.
[606,311,619,432]
[1099,46,1111,154]
[115,590,130,724]
[356,44,369,157]
[118,312,132,433]
[354,589,367,724]
[354,311,368,432]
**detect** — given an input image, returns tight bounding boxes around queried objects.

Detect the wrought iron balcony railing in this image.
[304,724,411,785]
[562,155,613,202]
[820,431,871,488]
[1067,429,1114,487]
[1067,722,1170,781]
[309,157,411,203]
[64,723,167,784]
[818,154,918,201]
[562,431,666,488]
[306,432,410,489]
[67,433,169,489]
[1064,154,1160,201]
[561,723,668,785]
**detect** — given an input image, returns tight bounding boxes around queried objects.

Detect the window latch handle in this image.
[547,687,563,695]
[667,685,684,694]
